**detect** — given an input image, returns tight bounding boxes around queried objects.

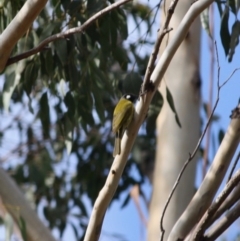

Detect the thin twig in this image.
[204,200,240,240]
[129,1,162,36]
[141,0,179,96]
[205,182,240,230]
[193,170,240,240]
[129,1,163,73]
[6,0,132,66]
[203,4,215,178]
[220,67,240,88]
[227,151,240,182]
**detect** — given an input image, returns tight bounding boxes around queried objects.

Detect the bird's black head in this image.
[122,94,137,103]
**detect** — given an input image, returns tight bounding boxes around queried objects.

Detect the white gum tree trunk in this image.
[148,1,201,240]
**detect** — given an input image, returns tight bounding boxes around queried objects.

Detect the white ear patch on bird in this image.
[126,95,131,99]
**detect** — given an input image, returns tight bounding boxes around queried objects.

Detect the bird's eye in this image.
[126,95,131,99]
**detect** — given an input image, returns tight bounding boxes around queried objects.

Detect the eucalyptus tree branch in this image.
[204,200,240,240]
[5,0,132,69]
[84,0,216,240]
[203,4,215,178]
[0,0,48,71]
[205,182,240,230]
[141,0,178,94]
[193,169,240,240]
[169,104,240,241]
[0,167,57,241]
[227,151,240,181]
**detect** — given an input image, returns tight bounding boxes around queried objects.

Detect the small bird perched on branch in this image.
[112,94,136,157]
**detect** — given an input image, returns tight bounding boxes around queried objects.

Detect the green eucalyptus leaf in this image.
[112,46,129,71]
[218,129,225,145]
[39,22,61,41]
[121,193,131,209]
[3,71,15,111]
[58,113,73,154]
[220,6,231,56]
[216,0,223,16]
[39,92,50,138]
[117,8,128,40]
[92,86,105,123]
[3,60,26,111]
[166,87,181,128]
[64,91,76,123]
[228,20,240,62]
[236,0,240,12]
[23,61,38,95]
[229,0,237,14]
[200,7,212,38]
[55,39,68,66]
[44,51,54,75]
[18,216,27,241]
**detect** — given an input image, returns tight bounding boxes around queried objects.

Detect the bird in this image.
[112,94,135,157]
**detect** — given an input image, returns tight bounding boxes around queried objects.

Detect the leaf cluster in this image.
[218,0,240,62]
[0,0,161,239]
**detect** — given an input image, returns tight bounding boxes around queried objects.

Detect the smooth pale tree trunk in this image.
[148,1,201,240]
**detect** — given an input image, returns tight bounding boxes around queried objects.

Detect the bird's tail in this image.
[113,131,121,157]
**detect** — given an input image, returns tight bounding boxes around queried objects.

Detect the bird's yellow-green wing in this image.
[112,100,134,133]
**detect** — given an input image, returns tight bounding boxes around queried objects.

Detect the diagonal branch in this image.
[6,0,132,68]
[141,0,178,95]
[205,182,240,229]
[204,199,240,240]
[193,169,240,240]
[0,0,48,71]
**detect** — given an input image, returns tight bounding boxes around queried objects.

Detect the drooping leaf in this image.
[166,87,182,128]
[229,0,237,14]
[215,0,223,16]
[3,61,26,111]
[117,8,128,40]
[236,0,240,13]
[220,6,231,56]
[112,46,129,71]
[146,92,163,136]
[43,51,54,76]
[3,71,15,112]
[121,193,131,209]
[64,91,76,123]
[69,222,79,240]
[218,129,225,145]
[228,20,240,62]
[55,39,68,66]
[23,61,38,95]
[18,216,27,241]
[92,85,105,123]
[200,7,212,38]
[39,92,50,138]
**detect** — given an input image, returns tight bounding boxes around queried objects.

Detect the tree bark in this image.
[0,0,47,71]
[0,168,57,241]
[148,1,201,240]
